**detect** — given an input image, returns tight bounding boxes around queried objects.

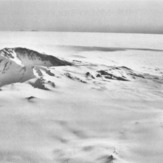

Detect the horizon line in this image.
[0,30,163,35]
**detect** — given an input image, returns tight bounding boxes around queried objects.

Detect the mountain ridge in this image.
[0,47,71,87]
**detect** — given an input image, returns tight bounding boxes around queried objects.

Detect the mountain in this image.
[0,47,162,90]
[0,47,71,87]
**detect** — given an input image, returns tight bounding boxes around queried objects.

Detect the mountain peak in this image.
[0,47,71,87]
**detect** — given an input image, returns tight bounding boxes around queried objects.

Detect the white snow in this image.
[0,32,163,163]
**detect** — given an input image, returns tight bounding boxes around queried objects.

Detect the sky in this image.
[0,0,163,33]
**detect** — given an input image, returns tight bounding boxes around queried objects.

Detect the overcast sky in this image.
[0,0,163,33]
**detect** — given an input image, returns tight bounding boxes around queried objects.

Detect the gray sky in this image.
[0,0,163,33]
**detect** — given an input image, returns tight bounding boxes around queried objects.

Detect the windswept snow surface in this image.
[0,32,163,163]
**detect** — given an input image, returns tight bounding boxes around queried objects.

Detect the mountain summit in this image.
[0,47,71,87]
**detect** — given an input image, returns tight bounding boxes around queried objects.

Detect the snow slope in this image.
[0,32,163,163]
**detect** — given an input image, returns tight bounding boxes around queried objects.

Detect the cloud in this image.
[0,0,163,33]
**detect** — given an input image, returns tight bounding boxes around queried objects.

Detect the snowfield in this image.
[0,32,163,163]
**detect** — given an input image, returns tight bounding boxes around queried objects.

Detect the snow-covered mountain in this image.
[0,47,162,91]
[0,47,71,87]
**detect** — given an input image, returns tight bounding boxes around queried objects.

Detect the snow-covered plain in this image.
[0,32,163,163]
